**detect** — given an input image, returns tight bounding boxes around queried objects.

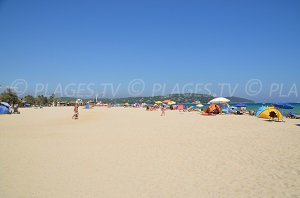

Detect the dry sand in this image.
[0,107,300,198]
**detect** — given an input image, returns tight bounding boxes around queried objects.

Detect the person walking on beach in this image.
[72,103,79,119]
[160,105,166,116]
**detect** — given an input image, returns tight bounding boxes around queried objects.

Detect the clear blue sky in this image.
[0,0,299,102]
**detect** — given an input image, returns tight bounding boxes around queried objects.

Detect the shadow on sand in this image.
[263,120,284,123]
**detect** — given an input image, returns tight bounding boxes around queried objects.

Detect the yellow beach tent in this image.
[256,106,283,121]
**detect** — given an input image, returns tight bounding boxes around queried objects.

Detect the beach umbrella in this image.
[192,101,201,104]
[235,103,247,108]
[273,103,294,117]
[208,97,230,104]
[196,104,204,108]
[168,101,176,105]
[163,100,171,103]
[0,102,11,108]
[273,103,294,109]
[155,101,163,104]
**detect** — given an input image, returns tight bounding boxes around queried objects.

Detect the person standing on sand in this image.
[72,103,79,119]
[160,105,166,116]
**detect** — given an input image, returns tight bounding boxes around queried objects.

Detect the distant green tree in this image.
[24,95,36,105]
[48,93,56,104]
[36,95,48,106]
[0,88,20,105]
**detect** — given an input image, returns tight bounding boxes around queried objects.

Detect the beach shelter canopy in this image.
[273,103,294,109]
[235,103,247,108]
[208,97,230,104]
[256,106,283,121]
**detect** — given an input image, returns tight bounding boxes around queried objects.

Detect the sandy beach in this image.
[0,107,300,198]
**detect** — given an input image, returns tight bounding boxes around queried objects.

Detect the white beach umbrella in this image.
[208,97,230,104]
[196,104,204,108]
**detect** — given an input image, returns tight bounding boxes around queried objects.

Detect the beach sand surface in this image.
[0,107,300,198]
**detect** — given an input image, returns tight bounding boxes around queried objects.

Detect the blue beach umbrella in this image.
[273,103,294,117]
[273,103,294,109]
[235,103,247,108]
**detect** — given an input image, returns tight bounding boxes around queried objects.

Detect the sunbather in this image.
[286,112,300,119]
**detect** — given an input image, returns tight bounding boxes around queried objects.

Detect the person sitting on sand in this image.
[72,103,79,119]
[269,111,278,121]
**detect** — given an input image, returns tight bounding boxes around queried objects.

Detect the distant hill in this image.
[226,96,254,103]
[105,93,214,104]
[59,94,254,104]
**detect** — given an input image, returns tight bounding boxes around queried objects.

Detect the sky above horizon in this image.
[0,0,299,102]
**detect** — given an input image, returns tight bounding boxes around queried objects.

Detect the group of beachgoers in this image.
[71,102,238,120]
[71,102,300,122]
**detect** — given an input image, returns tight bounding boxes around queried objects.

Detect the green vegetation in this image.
[226,96,254,104]
[0,88,20,105]
[0,88,254,106]
[79,94,254,104]
[0,88,59,106]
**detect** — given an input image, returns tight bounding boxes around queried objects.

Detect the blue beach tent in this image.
[255,106,267,117]
[0,102,11,108]
[0,106,10,114]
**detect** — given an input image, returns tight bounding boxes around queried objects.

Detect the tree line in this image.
[0,88,58,106]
